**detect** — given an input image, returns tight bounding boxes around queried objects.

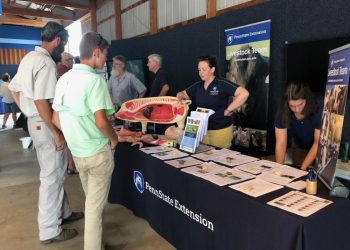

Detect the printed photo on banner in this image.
[225,20,270,151]
[315,43,350,188]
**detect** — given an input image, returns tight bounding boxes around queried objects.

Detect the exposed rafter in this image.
[24,0,91,10]
[0,14,45,28]
[3,6,76,21]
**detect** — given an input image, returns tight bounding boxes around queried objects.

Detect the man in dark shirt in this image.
[147,54,170,97]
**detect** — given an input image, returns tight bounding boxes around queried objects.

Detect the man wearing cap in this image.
[57,52,74,78]
[108,55,147,112]
[9,22,83,244]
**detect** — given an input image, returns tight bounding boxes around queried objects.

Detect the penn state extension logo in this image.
[227,34,233,45]
[133,171,145,194]
[210,86,219,95]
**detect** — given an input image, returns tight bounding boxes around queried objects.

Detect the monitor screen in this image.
[107,58,148,86]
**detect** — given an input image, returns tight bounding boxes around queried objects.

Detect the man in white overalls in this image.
[9,22,83,244]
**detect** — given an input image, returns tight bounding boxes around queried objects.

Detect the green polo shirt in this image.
[53,64,114,157]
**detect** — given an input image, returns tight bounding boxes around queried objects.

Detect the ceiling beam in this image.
[26,0,91,10]
[0,15,45,28]
[3,6,76,21]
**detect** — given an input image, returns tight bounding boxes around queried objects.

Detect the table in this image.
[108,143,350,250]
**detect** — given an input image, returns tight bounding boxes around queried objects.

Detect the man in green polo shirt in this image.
[52,32,118,250]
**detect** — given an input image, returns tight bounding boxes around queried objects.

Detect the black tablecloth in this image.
[108,143,350,250]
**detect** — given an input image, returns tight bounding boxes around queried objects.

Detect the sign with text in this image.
[316,43,350,188]
[225,20,270,151]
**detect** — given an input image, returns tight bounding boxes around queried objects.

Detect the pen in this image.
[308,167,315,181]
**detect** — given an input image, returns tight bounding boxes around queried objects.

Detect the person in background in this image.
[147,54,170,97]
[57,52,74,78]
[56,51,78,175]
[177,55,249,148]
[1,73,19,129]
[9,21,83,245]
[275,82,321,170]
[108,55,147,112]
[52,32,118,250]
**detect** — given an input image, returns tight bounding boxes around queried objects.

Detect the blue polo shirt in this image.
[275,108,322,149]
[186,77,238,130]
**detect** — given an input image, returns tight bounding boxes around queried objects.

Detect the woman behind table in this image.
[177,55,249,148]
[275,82,322,170]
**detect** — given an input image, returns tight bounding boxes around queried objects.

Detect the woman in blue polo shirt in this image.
[177,55,249,148]
[275,82,322,170]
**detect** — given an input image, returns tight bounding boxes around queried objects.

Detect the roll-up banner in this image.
[316,43,350,188]
[225,20,270,151]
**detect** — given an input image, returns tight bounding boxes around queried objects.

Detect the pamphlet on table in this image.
[267,191,333,217]
[236,160,284,175]
[214,154,258,168]
[181,161,229,178]
[151,149,189,160]
[192,148,240,162]
[229,178,283,197]
[203,168,256,186]
[165,156,204,168]
[257,165,307,186]
[139,145,175,154]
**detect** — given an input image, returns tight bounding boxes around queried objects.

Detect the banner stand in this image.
[315,43,350,196]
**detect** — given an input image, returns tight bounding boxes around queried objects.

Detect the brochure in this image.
[229,178,283,197]
[151,149,189,160]
[181,161,229,178]
[267,191,333,217]
[203,168,256,186]
[257,165,307,186]
[180,117,202,153]
[139,145,175,154]
[214,154,258,168]
[165,157,204,168]
[236,160,284,175]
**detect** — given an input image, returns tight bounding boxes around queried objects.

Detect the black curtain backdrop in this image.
[108,0,350,154]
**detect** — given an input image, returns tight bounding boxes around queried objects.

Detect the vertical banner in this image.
[316,43,350,188]
[225,20,270,151]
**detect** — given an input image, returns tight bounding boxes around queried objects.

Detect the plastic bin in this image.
[19,137,32,149]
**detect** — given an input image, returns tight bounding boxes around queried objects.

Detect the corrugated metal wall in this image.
[97,1,116,42]
[121,2,150,39]
[0,48,28,64]
[217,0,250,10]
[92,0,254,40]
[158,0,206,29]
[121,0,140,10]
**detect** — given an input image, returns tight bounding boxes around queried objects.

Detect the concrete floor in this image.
[0,125,175,250]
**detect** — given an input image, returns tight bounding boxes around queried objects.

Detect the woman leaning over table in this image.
[177,55,249,148]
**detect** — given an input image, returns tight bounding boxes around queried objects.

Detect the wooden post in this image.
[114,0,122,40]
[90,0,97,32]
[207,0,217,19]
[149,0,158,34]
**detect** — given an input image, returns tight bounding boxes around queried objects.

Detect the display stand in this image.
[315,43,350,195]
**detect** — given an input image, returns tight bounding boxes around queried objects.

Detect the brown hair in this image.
[198,55,218,75]
[277,82,318,127]
[2,73,10,82]
[79,32,109,60]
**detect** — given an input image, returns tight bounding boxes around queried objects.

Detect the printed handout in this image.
[203,168,256,186]
[267,191,333,217]
[229,178,283,197]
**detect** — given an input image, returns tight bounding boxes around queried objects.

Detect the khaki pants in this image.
[28,116,71,241]
[73,145,114,250]
[203,125,234,149]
